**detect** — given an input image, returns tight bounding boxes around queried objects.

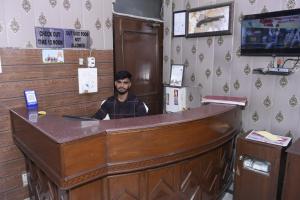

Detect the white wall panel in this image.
[59,0,82,29]
[82,0,104,49]
[0,1,7,47]
[4,0,35,48]
[102,0,113,49]
[33,0,61,28]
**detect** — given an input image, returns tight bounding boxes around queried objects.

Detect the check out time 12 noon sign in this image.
[35,27,90,49]
[35,27,64,48]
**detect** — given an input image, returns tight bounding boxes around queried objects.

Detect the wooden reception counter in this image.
[10,104,241,200]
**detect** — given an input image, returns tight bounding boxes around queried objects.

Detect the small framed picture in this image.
[173,10,186,37]
[24,90,38,109]
[170,64,184,87]
[186,2,234,37]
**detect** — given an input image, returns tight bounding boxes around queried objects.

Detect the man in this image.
[93,70,147,120]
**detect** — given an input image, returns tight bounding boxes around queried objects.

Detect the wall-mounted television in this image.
[241,8,300,56]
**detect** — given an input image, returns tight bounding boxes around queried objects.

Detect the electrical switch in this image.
[87,57,95,67]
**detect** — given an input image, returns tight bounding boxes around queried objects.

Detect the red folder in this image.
[201,95,247,106]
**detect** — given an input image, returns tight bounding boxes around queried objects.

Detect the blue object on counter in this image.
[24,90,38,109]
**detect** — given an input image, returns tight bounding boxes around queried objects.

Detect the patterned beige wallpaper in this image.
[0,0,113,49]
[163,0,300,140]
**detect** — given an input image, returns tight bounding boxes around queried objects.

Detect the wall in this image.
[0,1,115,199]
[0,48,114,199]
[163,0,300,139]
[0,0,113,49]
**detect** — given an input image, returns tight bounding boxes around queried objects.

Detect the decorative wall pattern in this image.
[163,0,300,140]
[0,0,113,49]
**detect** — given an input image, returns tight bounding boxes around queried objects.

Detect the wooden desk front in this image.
[10,104,241,200]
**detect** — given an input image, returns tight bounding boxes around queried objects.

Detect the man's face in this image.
[115,78,131,95]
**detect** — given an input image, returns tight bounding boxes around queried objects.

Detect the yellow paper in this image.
[256,131,281,141]
[38,111,46,115]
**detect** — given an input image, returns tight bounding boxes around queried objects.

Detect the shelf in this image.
[253,68,293,75]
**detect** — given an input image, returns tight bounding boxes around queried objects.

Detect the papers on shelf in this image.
[246,130,291,147]
[201,95,247,106]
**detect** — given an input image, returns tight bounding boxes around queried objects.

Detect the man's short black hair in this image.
[115,70,132,81]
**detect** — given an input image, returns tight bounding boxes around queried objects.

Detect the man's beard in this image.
[116,88,128,95]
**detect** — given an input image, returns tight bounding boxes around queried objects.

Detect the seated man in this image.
[93,70,147,120]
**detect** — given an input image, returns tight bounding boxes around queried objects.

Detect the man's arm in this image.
[92,100,109,120]
[135,101,148,117]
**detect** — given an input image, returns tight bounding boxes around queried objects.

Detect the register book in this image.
[201,95,247,106]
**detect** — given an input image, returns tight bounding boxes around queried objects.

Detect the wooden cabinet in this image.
[281,139,300,200]
[234,134,288,200]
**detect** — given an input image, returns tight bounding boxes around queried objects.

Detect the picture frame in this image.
[173,10,186,37]
[186,2,234,38]
[170,64,184,87]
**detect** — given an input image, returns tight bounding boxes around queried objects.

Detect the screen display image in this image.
[241,9,300,56]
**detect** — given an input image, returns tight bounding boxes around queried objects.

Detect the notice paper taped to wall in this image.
[78,68,98,94]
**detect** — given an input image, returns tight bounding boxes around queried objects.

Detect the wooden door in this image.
[113,15,163,115]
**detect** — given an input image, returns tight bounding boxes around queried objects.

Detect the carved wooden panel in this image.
[26,158,68,200]
[179,159,202,200]
[65,138,236,200]
[107,173,141,200]
[147,165,178,200]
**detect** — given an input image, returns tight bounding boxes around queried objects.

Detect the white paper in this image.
[78,68,98,94]
[170,64,184,87]
[174,12,186,36]
[42,49,64,63]
[165,87,186,112]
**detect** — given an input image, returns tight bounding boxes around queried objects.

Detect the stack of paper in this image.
[201,95,247,106]
[246,130,291,147]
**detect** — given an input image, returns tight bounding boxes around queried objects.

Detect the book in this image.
[201,95,247,106]
[245,130,291,147]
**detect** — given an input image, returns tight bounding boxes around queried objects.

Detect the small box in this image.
[165,86,201,112]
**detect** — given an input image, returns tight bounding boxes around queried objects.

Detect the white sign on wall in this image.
[78,68,98,94]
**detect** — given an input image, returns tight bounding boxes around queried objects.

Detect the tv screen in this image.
[241,8,300,56]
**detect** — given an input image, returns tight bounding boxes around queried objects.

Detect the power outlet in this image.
[87,57,95,67]
[22,172,28,187]
[79,58,84,65]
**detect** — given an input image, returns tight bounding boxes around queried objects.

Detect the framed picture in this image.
[170,64,184,87]
[173,10,186,37]
[186,2,234,38]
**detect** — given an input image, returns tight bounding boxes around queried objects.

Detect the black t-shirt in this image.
[93,93,147,120]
